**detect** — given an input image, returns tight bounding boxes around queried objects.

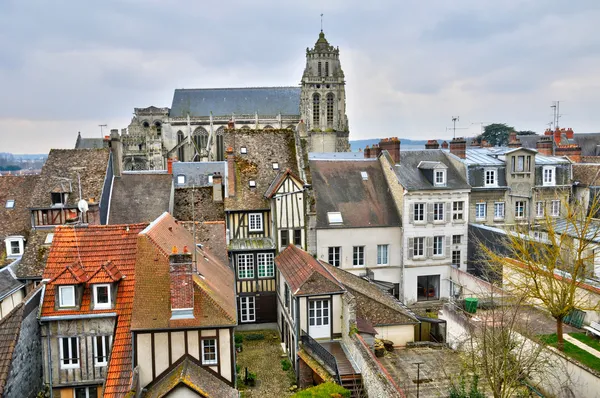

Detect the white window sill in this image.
[376,263,389,266]
[493,217,505,221]
[95,363,108,368]
[94,304,111,310]
[202,361,218,366]
[475,218,486,221]
[60,364,80,370]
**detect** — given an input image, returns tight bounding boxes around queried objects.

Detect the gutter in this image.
[40,312,117,322]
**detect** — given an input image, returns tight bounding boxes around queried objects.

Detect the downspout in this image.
[295,297,301,384]
[47,323,53,398]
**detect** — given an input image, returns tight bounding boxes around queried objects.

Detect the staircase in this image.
[340,373,365,398]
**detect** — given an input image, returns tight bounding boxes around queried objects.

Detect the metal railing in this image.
[300,330,341,384]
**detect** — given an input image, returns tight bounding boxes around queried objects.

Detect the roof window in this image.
[249,180,256,188]
[5,200,14,209]
[177,175,186,185]
[327,212,343,224]
[273,162,279,170]
[240,147,248,154]
[361,171,368,180]
[45,233,55,245]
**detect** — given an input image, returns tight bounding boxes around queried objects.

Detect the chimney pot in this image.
[172,246,177,254]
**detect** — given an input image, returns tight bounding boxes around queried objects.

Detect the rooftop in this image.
[172,161,227,189]
[108,173,173,224]
[445,147,571,166]
[15,230,53,279]
[0,175,39,239]
[392,150,470,191]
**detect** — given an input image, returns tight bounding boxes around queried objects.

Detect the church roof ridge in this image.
[174,86,300,91]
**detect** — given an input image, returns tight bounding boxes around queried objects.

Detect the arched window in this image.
[142,121,150,128]
[177,131,185,161]
[216,127,225,161]
[193,127,209,161]
[154,121,162,136]
[318,62,322,77]
[326,93,334,127]
[325,62,329,77]
[313,93,321,127]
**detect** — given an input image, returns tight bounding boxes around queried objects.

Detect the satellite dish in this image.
[78,199,89,213]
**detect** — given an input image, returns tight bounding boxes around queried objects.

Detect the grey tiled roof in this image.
[394,150,470,191]
[75,138,107,149]
[227,238,275,252]
[0,263,24,301]
[108,173,173,224]
[170,87,301,117]
[308,152,365,160]
[172,161,227,188]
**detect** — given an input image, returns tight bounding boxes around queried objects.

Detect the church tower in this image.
[300,31,350,152]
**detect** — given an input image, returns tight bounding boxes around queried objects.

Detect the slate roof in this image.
[224,129,299,211]
[573,164,600,187]
[108,173,173,224]
[265,168,304,198]
[551,218,600,244]
[30,149,110,208]
[170,87,301,118]
[445,147,571,167]
[172,161,227,188]
[0,262,23,302]
[131,213,236,330]
[180,221,228,265]
[393,150,470,191]
[324,264,419,326]
[310,159,401,229]
[75,138,108,149]
[38,223,148,397]
[275,245,344,296]
[228,237,276,252]
[0,302,23,396]
[143,355,238,398]
[516,132,600,156]
[15,230,53,279]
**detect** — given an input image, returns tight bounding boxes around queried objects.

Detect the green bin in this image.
[465,298,478,314]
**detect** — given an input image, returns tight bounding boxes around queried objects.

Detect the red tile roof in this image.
[47,263,89,285]
[275,245,344,295]
[40,223,147,397]
[86,261,123,284]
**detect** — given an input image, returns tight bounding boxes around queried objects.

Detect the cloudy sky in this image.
[1,0,600,153]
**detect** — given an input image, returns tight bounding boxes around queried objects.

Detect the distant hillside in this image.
[350,138,432,152]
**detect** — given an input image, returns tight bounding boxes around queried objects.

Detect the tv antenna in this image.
[550,101,562,130]
[99,124,108,138]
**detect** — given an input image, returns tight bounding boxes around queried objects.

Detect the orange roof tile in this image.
[86,261,123,285]
[40,223,147,397]
[48,263,90,285]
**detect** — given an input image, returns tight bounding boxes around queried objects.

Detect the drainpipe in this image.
[295,298,301,385]
[47,323,53,398]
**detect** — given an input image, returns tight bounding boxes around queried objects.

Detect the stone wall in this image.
[5,291,43,398]
[174,187,225,222]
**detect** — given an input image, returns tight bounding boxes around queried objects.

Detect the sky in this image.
[1,0,600,153]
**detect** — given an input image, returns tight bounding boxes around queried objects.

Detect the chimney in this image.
[110,129,123,178]
[226,147,236,196]
[480,139,491,148]
[536,136,553,156]
[363,146,371,159]
[508,131,521,148]
[167,158,174,174]
[227,120,235,129]
[212,172,223,202]
[425,140,440,150]
[379,137,400,164]
[566,128,574,139]
[449,137,466,159]
[169,247,194,319]
[441,141,449,149]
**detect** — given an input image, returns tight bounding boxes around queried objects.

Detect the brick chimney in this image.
[212,172,223,202]
[169,246,194,319]
[167,158,174,174]
[425,140,439,149]
[379,137,400,164]
[536,136,553,156]
[227,120,235,129]
[363,144,381,159]
[441,141,449,149]
[110,129,123,178]
[226,147,236,196]
[449,137,467,159]
[508,131,521,148]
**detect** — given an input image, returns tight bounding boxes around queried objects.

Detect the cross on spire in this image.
[320,13,323,32]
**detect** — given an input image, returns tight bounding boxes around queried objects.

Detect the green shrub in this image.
[246,371,257,386]
[234,334,243,344]
[236,364,241,374]
[292,382,350,397]
[281,358,292,371]
[245,333,265,341]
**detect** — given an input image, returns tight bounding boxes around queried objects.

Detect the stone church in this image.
[105,31,351,171]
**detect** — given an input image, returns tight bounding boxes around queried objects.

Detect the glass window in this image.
[452,251,461,267]
[326,93,334,126]
[475,203,486,220]
[433,203,444,221]
[551,200,561,216]
[516,156,525,172]
[433,236,444,256]
[177,175,185,185]
[94,336,110,367]
[237,254,254,279]
[93,284,111,309]
[5,200,14,209]
[543,167,556,186]
[9,240,21,256]
[377,245,389,265]
[59,286,76,308]
[417,275,440,301]
[202,339,218,365]
[284,284,290,308]
[293,229,302,246]
[248,213,263,232]
[485,169,497,186]
[327,212,343,224]
[280,230,289,247]
[59,337,79,369]
[494,202,505,219]
[353,246,365,266]
[452,235,461,245]
[414,203,425,222]
[240,296,255,322]
[536,201,544,218]
[452,201,464,221]
[515,201,526,219]
[312,93,320,126]
[328,247,341,267]
[413,237,424,257]
[75,387,98,398]
[257,253,274,278]
[435,170,445,185]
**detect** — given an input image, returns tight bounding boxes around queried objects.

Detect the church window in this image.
[154,121,162,136]
[312,94,320,127]
[177,131,185,161]
[318,62,322,77]
[193,127,209,162]
[325,62,329,77]
[142,121,150,128]
[326,93,334,127]
[216,127,225,161]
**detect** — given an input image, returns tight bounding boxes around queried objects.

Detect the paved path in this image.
[563,334,600,358]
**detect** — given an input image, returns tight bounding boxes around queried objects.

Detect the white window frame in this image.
[550,200,561,217]
[515,201,526,219]
[93,284,111,309]
[176,175,185,185]
[452,201,464,221]
[413,237,425,258]
[237,254,254,279]
[475,203,486,220]
[434,170,446,186]
[413,203,425,222]
[5,237,24,257]
[240,296,255,323]
[94,335,110,367]
[353,246,365,267]
[484,168,498,187]
[377,244,389,265]
[433,236,444,256]
[59,285,76,308]
[248,213,263,232]
[543,166,556,186]
[257,253,274,278]
[328,247,341,267]
[535,201,544,218]
[201,338,218,365]
[433,202,444,222]
[5,200,15,209]
[494,202,505,220]
[327,212,343,224]
[59,337,80,369]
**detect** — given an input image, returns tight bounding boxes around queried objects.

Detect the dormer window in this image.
[543,166,556,186]
[51,192,67,206]
[93,284,111,309]
[434,170,446,186]
[484,168,498,187]
[4,236,24,257]
[5,200,14,209]
[59,285,76,308]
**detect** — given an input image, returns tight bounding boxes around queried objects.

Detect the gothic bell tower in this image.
[300,31,349,152]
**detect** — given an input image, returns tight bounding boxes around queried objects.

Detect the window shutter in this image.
[445,236,451,258]
[408,238,414,259]
[409,204,414,224]
[427,203,434,223]
[426,236,433,258]
[445,202,451,223]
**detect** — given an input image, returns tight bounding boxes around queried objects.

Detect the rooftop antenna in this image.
[99,124,107,138]
[452,116,459,139]
[551,101,562,130]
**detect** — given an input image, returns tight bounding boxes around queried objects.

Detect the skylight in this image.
[45,233,55,245]
[327,212,343,224]
[249,180,256,188]
[5,200,15,209]
[361,171,368,180]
